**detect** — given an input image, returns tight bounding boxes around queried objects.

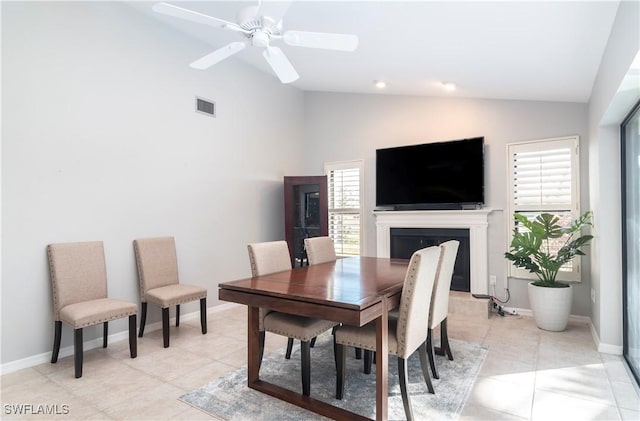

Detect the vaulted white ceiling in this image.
[128,1,620,103]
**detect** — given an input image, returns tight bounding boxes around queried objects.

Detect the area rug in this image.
[180,333,487,420]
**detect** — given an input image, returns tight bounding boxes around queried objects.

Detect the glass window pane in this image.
[326,161,363,257]
[623,101,640,385]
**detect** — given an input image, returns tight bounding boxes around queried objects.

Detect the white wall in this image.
[587,0,640,352]
[1,2,304,365]
[3,0,636,368]
[302,92,590,314]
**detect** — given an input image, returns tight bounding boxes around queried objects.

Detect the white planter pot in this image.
[527,282,573,331]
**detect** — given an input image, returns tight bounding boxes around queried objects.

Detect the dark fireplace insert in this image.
[390,227,470,292]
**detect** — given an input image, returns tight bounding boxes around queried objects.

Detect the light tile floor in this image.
[1,306,638,420]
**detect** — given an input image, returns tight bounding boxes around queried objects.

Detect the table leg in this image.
[375,298,389,421]
[248,306,260,385]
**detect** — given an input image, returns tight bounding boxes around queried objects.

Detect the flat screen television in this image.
[376,137,484,210]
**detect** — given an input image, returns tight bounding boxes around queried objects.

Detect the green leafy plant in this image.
[505,211,593,287]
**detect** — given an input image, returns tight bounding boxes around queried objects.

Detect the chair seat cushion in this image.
[263,312,337,342]
[59,298,137,329]
[145,284,207,307]
[335,319,400,356]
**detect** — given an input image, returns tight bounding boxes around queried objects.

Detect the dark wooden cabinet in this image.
[284,176,328,267]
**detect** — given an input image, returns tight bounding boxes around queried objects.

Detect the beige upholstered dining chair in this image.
[334,245,442,421]
[304,236,336,265]
[248,240,337,396]
[133,237,207,348]
[364,240,461,381]
[306,235,372,361]
[48,241,137,378]
[305,235,364,358]
[426,239,460,379]
[247,239,291,356]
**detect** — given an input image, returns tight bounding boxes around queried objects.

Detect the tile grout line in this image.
[528,324,542,421]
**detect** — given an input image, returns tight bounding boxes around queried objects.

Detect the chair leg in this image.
[310,336,317,348]
[125,315,136,359]
[51,321,62,363]
[258,331,265,369]
[398,357,414,421]
[355,347,362,360]
[176,304,180,327]
[301,341,311,396]
[364,350,373,374]
[333,333,338,368]
[138,302,147,338]
[418,340,435,394]
[74,328,83,379]
[162,307,170,348]
[200,298,207,334]
[103,322,108,348]
[427,328,439,379]
[441,317,454,361]
[336,343,346,399]
[285,338,294,359]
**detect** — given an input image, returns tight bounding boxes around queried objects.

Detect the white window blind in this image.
[325,160,363,257]
[507,136,581,281]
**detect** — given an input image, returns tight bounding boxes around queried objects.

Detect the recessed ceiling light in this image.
[442,82,457,91]
[374,80,387,89]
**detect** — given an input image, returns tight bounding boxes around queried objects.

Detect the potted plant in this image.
[504,211,593,331]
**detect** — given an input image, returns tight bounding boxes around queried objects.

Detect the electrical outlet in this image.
[591,288,596,303]
[489,275,497,286]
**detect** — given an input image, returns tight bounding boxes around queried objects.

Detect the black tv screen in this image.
[376,137,484,209]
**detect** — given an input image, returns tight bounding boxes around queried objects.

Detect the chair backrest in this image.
[247,241,292,276]
[47,241,109,320]
[430,240,460,328]
[247,241,292,331]
[395,245,442,359]
[304,236,336,265]
[133,237,179,301]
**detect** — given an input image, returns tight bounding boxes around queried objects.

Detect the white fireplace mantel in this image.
[374,209,494,295]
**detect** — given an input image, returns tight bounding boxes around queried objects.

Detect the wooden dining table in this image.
[218,256,410,421]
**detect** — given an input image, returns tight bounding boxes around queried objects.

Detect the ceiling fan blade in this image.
[257,1,292,26]
[283,31,359,52]
[190,42,247,69]
[152,2,245,32]
[263,46,299,84]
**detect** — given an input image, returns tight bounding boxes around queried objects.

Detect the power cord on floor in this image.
[491,284,510,304]
[490,286,514,316]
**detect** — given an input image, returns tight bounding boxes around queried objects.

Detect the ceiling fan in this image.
[153,1,359,84]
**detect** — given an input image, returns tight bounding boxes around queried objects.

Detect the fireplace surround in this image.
[374,209,494,295]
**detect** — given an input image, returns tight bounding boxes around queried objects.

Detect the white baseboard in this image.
[510,307,591,323]
[511,308,622,355]
[569,314,592,323]
[0,302,240,376]
[589,322,623,355]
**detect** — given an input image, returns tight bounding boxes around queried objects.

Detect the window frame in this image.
[506,135,582,282]
[324,159,364,257]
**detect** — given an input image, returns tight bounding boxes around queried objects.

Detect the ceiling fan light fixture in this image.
[374,80,387,89]
[442,82,457,91]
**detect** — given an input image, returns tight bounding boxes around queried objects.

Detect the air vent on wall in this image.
[196,96,215,117]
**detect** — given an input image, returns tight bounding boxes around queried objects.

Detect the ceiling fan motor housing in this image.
[251,30,270,47]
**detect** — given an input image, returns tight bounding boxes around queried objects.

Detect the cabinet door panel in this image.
[284,176,328,267]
